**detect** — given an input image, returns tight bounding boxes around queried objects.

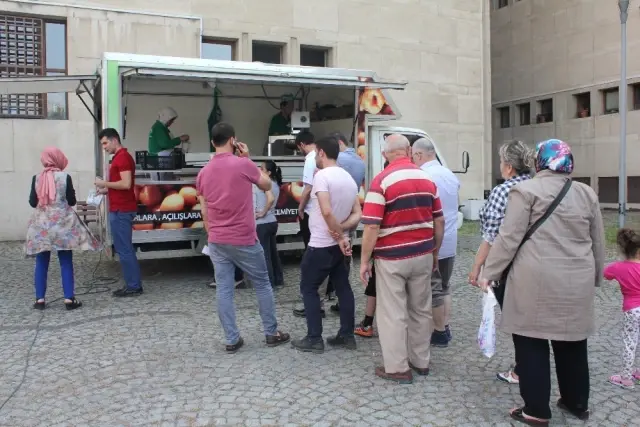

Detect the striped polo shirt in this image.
[362,157,443,260]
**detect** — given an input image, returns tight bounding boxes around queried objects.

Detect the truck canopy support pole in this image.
[76,80,100,124]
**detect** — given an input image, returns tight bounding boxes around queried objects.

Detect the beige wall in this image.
[0,0,490,241]
[491,0,640,203]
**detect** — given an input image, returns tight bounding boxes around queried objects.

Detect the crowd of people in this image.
[24,124,640,425]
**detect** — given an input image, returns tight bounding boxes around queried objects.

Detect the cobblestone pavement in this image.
[0,234,637,427]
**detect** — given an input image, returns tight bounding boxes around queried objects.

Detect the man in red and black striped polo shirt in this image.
[360,134,444,384]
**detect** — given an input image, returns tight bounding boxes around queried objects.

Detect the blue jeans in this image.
[300,245,355,341]
[35,250,74,299]
[109,212,142,290]
[209,241,278,345]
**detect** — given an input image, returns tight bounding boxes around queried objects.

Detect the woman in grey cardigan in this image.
[479,139,605,425]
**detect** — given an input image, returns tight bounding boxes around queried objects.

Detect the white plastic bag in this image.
[86,189,104,207]
[477,289,498,358]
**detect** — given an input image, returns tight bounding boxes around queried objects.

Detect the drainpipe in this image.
[2,0,204,57]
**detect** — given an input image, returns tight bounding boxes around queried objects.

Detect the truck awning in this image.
[121,68,406,90]
[0,75,99,95]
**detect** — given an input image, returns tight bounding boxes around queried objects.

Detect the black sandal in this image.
[509,408,549,426]
[33,300,45,310]
[557,398,589,421]
[65,298,83,311]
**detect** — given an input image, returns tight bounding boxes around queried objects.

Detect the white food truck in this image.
[2,52,469,259]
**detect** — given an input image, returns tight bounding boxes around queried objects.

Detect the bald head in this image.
[383,134,411,163]
[411,137,437,167]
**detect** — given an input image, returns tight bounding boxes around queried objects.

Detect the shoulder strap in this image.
[516,178,572,251]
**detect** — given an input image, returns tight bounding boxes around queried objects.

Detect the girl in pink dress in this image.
[604,228,640,389]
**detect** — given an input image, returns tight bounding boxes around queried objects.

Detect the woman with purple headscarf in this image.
[478,139,605,425]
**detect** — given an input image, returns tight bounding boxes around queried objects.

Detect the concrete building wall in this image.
[0,0,490,240]
[491,0,640,206]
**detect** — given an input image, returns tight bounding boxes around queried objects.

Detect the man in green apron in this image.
[268,98,293,137]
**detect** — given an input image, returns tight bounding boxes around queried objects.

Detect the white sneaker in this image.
[497,368,519,384]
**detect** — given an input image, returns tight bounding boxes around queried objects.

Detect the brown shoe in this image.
[408,362,430,376]
[375,366,413,384]
[265,330,291,347]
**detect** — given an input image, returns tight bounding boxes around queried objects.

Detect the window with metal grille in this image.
[0,14,67,119]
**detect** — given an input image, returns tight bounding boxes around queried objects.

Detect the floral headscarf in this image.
[535,139,574,174]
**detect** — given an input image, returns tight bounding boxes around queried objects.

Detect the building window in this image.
[517,102,530,126]
[603,87,620,114]
[0,14,67,119]
[629,176,640,204]
[300,46,329,67]
[202,38,236,61]
[573,177,591,187]
[574,92,591,118]
[497,106,510,128]
[536,99,553,123]
[252,42,282,64]
[633,83,640,110]
[598,176,640,203]
[496,0,509,9]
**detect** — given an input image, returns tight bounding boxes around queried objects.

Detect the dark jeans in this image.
[326,231,354,297]
[513,334,589,420]
[257,221,283,287]
[35,250,74,299]
[300,212,310,249]
[109,212,142,290]
[300,245,354,340]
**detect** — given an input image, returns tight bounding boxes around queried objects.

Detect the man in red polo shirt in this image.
[95,128,143,297]
[360,134,444,384]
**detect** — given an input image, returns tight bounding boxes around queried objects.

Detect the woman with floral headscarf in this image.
[25,147,101,310]
[478,139,605,425]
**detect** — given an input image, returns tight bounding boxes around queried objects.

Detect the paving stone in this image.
[0,215,636,426]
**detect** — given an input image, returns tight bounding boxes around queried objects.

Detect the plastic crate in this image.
[135,151,184,170]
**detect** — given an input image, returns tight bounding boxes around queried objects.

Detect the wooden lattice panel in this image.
[0,14,45,117]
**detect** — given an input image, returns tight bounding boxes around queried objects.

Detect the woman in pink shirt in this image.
[604,228,640,389]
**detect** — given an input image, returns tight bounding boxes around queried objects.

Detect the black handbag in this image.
[494,179,573,309]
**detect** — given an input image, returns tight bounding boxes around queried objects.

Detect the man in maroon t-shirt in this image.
[197,122,290,353]
[95,128,142,297]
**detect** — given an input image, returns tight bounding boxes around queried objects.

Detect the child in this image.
[604,228,640,389]
[354,265,377,337]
